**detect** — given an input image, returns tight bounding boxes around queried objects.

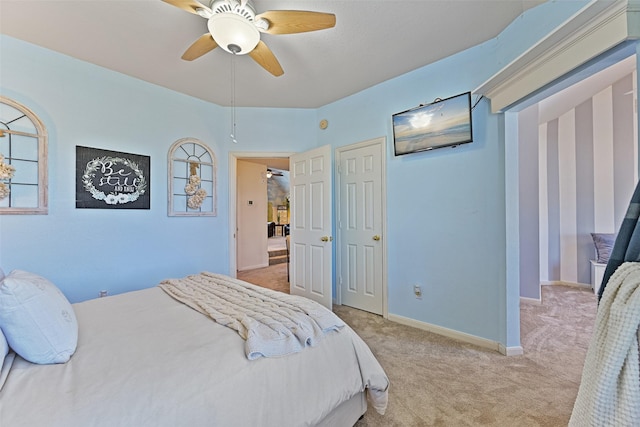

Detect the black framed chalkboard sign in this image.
[76,146,150,209]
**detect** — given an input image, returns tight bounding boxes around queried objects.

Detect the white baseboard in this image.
[524,281,593,305]
[541,280,591,290]
[237,262,269,272]
[520,296,542,305]
[499,343,524,356]
[387,313,520,356]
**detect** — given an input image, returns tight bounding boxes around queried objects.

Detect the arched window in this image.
[168,138,216,216]
[0,96,48,214]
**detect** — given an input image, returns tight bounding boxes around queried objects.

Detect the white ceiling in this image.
[0,0,546,108]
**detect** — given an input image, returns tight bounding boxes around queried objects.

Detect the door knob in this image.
[321,236,333,242]
[372,235,381,241]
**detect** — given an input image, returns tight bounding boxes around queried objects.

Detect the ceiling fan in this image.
[163,0,336,76]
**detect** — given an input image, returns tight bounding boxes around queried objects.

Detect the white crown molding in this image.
[475,0,639,113]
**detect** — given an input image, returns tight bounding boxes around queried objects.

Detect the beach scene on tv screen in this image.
[394,94,471,155]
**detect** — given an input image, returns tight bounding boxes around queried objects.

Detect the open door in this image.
[289,145,333,309]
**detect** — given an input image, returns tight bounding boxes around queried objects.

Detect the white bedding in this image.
[0,284,388,426]
[159,272,346,359]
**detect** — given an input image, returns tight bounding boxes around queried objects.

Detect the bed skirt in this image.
[317,391,366,427]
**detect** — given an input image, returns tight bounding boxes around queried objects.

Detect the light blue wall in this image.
[317,44,508,341]
[315,0,589,346]
[0,0,589,348]
[0,35,315,303]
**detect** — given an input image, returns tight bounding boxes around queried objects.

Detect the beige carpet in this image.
[237,262,290,294]
[239,265,597,426]
[343,285,596,426]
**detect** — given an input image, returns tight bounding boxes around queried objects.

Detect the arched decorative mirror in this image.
[0,96,48,214]
[168,138,216,217]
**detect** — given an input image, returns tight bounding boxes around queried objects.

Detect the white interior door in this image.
[337,138,385,315]
[289,145,333,309]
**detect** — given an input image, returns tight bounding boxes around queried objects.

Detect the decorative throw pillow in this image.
[0,270,78,364]
[591,233,616,264]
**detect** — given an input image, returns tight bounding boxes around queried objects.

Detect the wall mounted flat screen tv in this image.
[392,92,473,156]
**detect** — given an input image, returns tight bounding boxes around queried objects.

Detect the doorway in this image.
[513,55,637,302]
[229,152,293,290]
[230,143,388,315]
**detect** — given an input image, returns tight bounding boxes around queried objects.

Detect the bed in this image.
[0,269,388,426]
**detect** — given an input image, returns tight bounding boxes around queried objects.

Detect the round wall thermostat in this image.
[319,119,329,130]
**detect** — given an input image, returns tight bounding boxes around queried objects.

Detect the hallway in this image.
[237,236,289,293]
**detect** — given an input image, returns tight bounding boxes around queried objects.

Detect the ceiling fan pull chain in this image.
[230,56,238,143]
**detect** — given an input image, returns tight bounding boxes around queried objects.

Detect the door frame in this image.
[335,136,388,318]
[228,151,295,277]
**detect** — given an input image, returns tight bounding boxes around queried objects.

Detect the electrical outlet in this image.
[413,284,422,299]
[99,290,108,298]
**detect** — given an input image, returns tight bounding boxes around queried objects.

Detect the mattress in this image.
[0,284,388,426]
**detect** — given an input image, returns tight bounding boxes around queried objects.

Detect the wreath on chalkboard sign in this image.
[82,156,147,205]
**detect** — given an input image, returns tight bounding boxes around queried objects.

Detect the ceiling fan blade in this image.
[256,10,336,35]
[162,0,208,15]
[249,41,284,77]
[182,34,219,61]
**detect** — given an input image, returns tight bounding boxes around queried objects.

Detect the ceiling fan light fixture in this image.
[208,13,260,55]
[195,7,213,19]
[254,18,269,32]
[266,170,273,178]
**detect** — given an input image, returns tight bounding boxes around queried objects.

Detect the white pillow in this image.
[0,270,7,368]
[0,327,8,361]
[0,270,78,364]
